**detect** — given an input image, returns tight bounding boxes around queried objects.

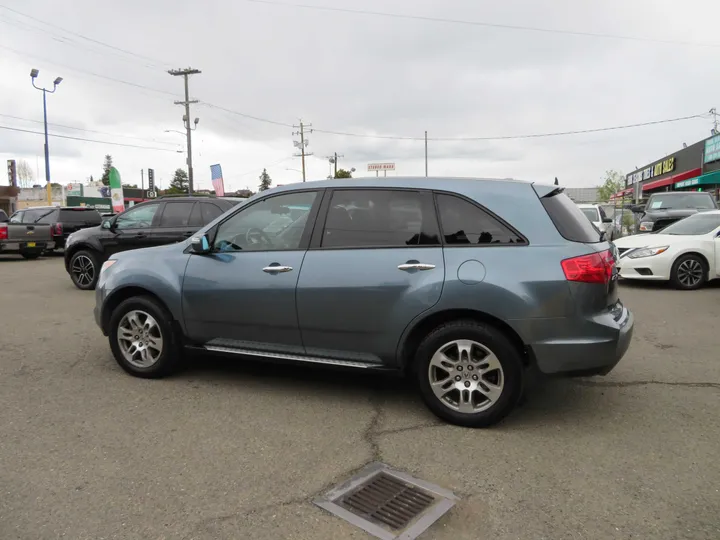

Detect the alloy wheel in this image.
[71,255,95,287]
[677,259,703,288]
[117,310,164,368]
[428,339,505,414]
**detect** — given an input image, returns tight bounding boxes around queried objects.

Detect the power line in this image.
[0,125,182,152]
[200,102,294,128]
[245,0,720,49]
[0,4,174,68]
[0,113,178,146]
[313,113,708,142]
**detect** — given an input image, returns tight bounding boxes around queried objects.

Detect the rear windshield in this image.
[59,208,102,224]
[646,193,716,210]
[540,191,601,243]
[23,208,58,223]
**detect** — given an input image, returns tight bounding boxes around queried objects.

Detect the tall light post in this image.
[30,68,62,206]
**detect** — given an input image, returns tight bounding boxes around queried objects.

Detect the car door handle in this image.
[398,263,436,271]
[132,233,147,239]
[263,265,293,273]
[182,231,194,237]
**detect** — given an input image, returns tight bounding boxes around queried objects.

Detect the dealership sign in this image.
[704,134,720,164]
[368,163,395,171]
[627,157,675,185]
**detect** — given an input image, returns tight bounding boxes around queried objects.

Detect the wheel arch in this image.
[65,242,103,271]
[398,309,531,373]
[101,286,178,337]
[672,250,711,275]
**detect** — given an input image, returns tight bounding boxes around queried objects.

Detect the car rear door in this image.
[295,188,444,366]
[181,190,321,353]
[151,201,197,246]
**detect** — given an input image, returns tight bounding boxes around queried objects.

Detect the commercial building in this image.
[614,133,720,201]
[564,187,600,203]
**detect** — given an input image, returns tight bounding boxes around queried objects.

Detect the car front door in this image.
[151,201,198,246]
[102,203,161,256]
[295,188,445,366]
[181,190,321,353]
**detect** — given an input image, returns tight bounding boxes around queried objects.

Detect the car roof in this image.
[576,204,598,208]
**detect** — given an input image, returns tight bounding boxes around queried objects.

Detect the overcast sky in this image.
[1,0,719,192]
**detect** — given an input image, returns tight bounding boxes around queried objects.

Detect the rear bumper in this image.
[522,306,634,376]
[0,241,49,254]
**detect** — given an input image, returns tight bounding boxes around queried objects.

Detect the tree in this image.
[335,168,352,179]
[89,175,95,183]
[166,168,189,194]
[258,168,272,191]
[101,155,113,186]
[597,170,625,202]
[122,184,138,189]
[16,159,34,188]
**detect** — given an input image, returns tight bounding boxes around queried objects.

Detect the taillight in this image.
[0,223,7,241]
[561,249,615,284]
[53,223,63,236]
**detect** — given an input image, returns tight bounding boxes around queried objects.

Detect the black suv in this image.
[632,191,717,233]
[10,206,102,251]
[64,196,239,290]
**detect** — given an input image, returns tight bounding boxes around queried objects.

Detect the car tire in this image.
[670,254,707,290]
[108,295,182,379]
[20,251,42,260]
[69,250,101,290]
[414,320,524,428]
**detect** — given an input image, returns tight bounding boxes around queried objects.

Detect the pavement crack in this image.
[572,380,720,390]
[363,392,385,462]
[374,421,444,437]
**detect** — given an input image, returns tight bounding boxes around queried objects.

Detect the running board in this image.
[203,345,388,370]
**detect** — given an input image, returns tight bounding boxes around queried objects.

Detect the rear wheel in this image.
[670,254,707,290]
[108,296,181,378]
[69,250,100,290]
[415,320,523,428]
[20,251,41,260]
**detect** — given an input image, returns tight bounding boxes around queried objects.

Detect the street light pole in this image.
[30,69,62,206]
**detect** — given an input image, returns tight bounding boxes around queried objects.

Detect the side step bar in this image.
[203,345,388,370]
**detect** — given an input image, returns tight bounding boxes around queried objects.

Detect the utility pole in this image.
[424,131,428,177]
[292,120,313,182]
[325,152,344,178]
[168,68,201,194]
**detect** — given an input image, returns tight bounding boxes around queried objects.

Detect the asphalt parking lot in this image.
[1,255,719,540]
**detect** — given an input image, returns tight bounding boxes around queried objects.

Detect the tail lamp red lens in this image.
[561,249,615,284]
[0,223,7,240]
[53,223,63,236]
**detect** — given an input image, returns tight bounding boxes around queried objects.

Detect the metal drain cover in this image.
[315,462,458,540]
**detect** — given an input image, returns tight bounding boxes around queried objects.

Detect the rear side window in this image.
[59,209,102,225]
[23,208,58,223]
[321,189,440,248]
[541,191,601,243]
[436,194,525,245]
[158,202,195,227]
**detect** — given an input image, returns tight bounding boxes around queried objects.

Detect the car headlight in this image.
[100,260,117,274]
[628,246,669,259]
[639,221,654,231]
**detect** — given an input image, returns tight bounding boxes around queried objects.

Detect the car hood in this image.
[112,241,186,262]
[643,208,706,219]
[614,233,676,248]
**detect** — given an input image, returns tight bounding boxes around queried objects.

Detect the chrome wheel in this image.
[428,339,505,414]
[117,310,164,368]
[676,258,703,288]
[71,255,95,286]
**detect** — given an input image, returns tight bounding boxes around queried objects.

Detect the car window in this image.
[188,203,202,227]
[321,189,439,248]
[158,202,195,227]
[540,191,601,243]
[598,206,608,220]
[59,209,102,225]
[115,204,159,230]
[646,193,716,210]
[580,207,599,222]
[23,208,58,223]
[201,202,225,224]
[8,211,22,223]
[661,213,720,235]
[437,194,525,245]
[213,191,317,252]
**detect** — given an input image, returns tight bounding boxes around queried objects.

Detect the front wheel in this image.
[670,254,707,290]
[69,250,100,290]
[108,296,181,378]
[415,321,523,428]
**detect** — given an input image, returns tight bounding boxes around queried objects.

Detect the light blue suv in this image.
[95,178,634,427]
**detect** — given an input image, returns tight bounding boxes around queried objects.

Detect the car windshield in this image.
[646,193,715,210]
[660,213,720,235]
[580,208,598,221]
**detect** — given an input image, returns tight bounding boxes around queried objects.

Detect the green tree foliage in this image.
[166,168,189,194]
[258,168,272,191]
[597,170,625,202]
[101,155,113,186]
[335,168,352,179]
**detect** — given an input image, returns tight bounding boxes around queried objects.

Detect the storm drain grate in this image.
[315,462,458,540]
[339,472,435,530]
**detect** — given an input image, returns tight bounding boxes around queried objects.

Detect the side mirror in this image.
[101,219,113,229]
[190,234,211,254]
[630,204,645,213]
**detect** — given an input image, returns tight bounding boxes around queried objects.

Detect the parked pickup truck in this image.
[0,209,53,259]
[632,192,717,234]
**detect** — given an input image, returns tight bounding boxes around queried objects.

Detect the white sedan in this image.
[613,210,720,290]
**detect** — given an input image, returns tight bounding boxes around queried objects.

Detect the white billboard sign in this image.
[368,163,395,172]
